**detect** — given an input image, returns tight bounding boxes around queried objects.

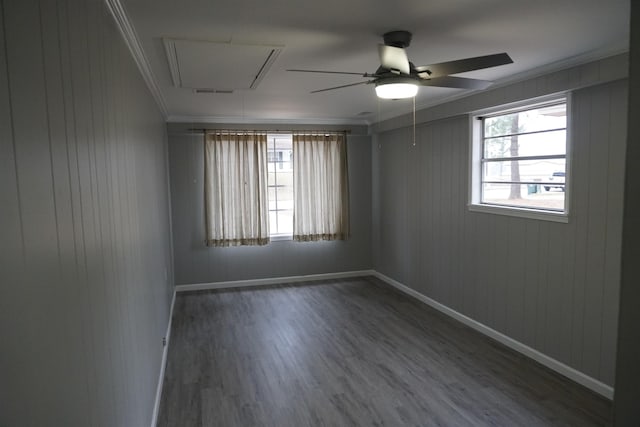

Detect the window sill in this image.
[270,234,293,242]
[468,203,569,223]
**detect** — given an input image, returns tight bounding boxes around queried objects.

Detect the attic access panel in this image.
[163,38,282,92]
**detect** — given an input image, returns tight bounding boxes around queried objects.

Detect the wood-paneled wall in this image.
[168,131,372,285]
[0,1,173,425]
[373,77,627,388]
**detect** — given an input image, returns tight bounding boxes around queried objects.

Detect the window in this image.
[204,130,349,246]
[470,98,569,222]
[267,134,294,239]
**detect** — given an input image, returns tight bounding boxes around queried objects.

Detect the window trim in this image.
[468,94,571,223]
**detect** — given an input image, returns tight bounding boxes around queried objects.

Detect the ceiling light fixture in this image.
[375,79,418,99]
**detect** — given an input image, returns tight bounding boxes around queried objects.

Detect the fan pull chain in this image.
[377,97,382,149]
[412,96,416,147]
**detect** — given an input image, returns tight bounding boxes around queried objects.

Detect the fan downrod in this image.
[383,30,412,48]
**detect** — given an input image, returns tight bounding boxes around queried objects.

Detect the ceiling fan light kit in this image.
[375,80,418,99]
[288,30,513,100]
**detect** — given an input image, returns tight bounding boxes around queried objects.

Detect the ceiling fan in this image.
[287,30,513,99]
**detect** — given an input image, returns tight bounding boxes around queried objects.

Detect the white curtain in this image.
[293,132,349,241]
[204,131,269,246]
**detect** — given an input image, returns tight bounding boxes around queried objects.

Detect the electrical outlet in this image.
[162,337,167,346]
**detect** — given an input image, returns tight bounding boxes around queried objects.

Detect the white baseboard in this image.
[175,270,375,292]
[151,287,176,427]
[371,271,614,400]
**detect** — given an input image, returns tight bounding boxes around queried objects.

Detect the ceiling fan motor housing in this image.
[383,30,412,48]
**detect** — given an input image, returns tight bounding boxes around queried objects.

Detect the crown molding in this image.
[486,43,628,92]
[166,115,370,126]
[104,0,169,118]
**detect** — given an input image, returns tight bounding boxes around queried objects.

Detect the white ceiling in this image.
[120,0,630,125]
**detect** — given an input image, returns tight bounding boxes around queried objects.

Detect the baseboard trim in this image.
[175,270,375,292]
[371,271,614,400]
[151,287,176,427]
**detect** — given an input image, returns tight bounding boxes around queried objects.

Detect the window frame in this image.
[468,94,571,223]
[266,133,294,241]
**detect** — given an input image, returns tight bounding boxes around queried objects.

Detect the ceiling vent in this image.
[163,38,282,91]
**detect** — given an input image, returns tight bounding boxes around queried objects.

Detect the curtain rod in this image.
[186,128,351,135]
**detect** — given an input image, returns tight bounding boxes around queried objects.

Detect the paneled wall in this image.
[613,1,640,422]
[373,76,627,387]
[0,1,173,426]
[168,128,372,285]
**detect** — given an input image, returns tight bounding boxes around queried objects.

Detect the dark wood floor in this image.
[157,276,611,426]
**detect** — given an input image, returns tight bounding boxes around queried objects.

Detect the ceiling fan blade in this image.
[310,80,373,94]
[378,44,410,75]
[415,53,513,78]
[287,69,369,76]
[419,76,493,90]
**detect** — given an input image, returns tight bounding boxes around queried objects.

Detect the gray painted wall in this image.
[0,1,174,426]
[168,128,372,285]
[372,60,628,387]
[613,2,640,424]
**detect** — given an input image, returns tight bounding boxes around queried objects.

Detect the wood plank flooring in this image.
[157,276,611,426]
